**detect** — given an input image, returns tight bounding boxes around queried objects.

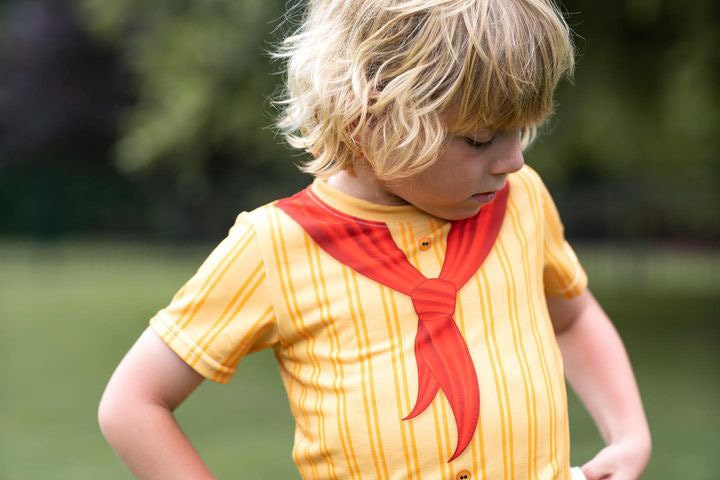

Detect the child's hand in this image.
[581,439,651,480]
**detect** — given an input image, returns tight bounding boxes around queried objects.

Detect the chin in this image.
[434,205,482,221]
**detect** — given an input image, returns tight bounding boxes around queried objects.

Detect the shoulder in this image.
[230,186,298,229]
[238,195,312,254]
[220,201,284,256]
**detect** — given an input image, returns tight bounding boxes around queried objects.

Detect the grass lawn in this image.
[1,239,718,479]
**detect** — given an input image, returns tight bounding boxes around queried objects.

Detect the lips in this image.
[471,191,496,203]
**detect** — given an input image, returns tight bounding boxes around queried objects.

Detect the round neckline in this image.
[310,177,443,224]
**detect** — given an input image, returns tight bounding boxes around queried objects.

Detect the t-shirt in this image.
[150,163,588,480]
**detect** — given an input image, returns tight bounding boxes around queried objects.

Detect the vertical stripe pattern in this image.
[148,165,588,479]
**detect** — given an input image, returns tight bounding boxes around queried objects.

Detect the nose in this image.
[504,147,525,174]
[490,131,525,175]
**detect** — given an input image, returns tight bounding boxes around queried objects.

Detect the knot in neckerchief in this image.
[411,278,457,318]
[277,183,509,462]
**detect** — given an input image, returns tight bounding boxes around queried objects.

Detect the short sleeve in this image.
[539,178,588,298]
[149,212,279,384]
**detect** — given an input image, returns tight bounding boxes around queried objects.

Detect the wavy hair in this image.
[271,0,575,180]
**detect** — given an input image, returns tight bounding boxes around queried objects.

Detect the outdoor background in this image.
[1,0,718,478]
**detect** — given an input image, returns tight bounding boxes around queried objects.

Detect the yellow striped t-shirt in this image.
[150,163,588,480]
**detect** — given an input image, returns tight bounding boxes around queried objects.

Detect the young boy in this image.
[98,0,651,479]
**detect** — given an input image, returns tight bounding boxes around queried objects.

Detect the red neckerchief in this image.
[277,182,509,462]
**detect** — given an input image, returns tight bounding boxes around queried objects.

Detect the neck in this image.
[325,162,408,206]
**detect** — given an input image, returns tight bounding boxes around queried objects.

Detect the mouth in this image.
[471,191,497,203]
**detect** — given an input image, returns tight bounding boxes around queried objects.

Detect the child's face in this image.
[383,127,524,221]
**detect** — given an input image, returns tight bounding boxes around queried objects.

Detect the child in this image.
[98,0,651,478]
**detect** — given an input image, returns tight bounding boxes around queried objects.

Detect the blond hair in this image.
[271,0,575,181]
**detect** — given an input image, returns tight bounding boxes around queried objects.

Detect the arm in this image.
[547,289,651,480]
[98,327,215,480]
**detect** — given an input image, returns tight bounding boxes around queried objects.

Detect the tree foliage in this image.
[77,0,294,184]
[1,0,717,240]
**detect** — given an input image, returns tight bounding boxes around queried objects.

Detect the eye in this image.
[464,136,494,149]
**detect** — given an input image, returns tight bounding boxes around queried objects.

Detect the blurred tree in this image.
[76,0,300,195]
[531,0,720,241]
[0,0,136,238]
[75,0,720,241]
[0,0,129,162]
[1,0,718,241]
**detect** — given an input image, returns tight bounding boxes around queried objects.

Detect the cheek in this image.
[409,147,482,200]
[442,147,484,178]
[418,170,474,202]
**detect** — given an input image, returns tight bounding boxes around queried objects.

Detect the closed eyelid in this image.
[463,135,494,148]
[465,135,494,143]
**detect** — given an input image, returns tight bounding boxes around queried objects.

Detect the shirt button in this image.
[418,236,432,250]
[456,470,471,480]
